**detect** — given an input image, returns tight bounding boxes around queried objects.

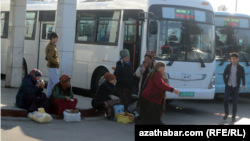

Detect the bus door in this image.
[38,22,55,81]
[123,21,142,72]
[122,10,143,95]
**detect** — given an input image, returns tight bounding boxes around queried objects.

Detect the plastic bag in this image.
[63,110,81,122]
[127,101,137,113]
[113,105,124,120]
[109,95,119,100]
[28,110,53,123]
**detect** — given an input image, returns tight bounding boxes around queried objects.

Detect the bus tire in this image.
[165,99,173,104]
[92,69,108,97]
[22,59,27,81]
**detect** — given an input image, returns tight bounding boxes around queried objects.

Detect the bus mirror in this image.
[149,21,158,34]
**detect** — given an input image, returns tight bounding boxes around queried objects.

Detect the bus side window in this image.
[96,11,120,43]
[75,10,120,45]
[76,20,95,42]
[42,24,55,40]
[1,12,9,38]
[24,12,37,40]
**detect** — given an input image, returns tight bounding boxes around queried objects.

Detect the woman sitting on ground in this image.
[15,69,49,112]
[91,72,121,120]
[49,74,78,115]
[135,61,179,125]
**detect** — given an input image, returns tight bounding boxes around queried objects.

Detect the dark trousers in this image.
[223,85,239,118]
[23,93,50,113]
[92,99,121,118]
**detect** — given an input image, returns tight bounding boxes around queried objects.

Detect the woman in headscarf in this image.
[92,72,121,120]
[49,74,78,115]
[15,69,49,112]
[135,51,170,114]
[114,49,134,113]
[135,62,179,125]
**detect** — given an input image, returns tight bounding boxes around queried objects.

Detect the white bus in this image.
[1,0,216,101]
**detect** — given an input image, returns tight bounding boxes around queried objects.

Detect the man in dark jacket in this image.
[223,52,245,122]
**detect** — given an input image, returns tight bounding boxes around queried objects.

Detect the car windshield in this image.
[147,20,215,63]
[215,28,250,62]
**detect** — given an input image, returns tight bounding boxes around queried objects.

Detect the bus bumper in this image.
[166,88,215,99]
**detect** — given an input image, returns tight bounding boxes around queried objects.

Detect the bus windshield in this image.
[216,28,250,62]
[147,20,215,63]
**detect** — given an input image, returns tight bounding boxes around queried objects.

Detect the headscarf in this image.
[49,74,71,101]
[145,51,155,61]
[139,61,166,97]
[104,72,116,81]
[148,61,166,78]
[29,69,42,82]
[140,51,156,91]
[120,49,132,67]
[59,74,71,89]
[120,49,130,59]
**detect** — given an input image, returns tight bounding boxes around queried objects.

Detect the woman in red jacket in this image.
[135,61,179,125]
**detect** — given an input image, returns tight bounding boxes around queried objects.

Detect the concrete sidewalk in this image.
[1,80,105,119]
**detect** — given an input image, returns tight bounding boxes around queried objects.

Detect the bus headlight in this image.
[208,71,215,89]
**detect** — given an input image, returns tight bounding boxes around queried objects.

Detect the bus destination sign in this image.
[224,18,239,27]
[175,9,194,20]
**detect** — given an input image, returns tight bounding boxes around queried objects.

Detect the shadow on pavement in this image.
[1,122,18,131]
[165,104,210,115]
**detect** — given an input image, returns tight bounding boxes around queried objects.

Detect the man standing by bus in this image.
[223,52,245,122]
[45,32,60,98]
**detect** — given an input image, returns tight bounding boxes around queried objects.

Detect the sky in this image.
[207,0,250,15]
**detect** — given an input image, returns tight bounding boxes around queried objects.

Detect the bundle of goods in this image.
[63,109,81,122]
[28,108,53,123]
[115,112,134,124]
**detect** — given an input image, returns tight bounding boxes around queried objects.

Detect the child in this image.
[91,72,121,120]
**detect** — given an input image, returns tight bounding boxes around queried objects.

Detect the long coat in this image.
[114,61,134,89]
[15,75,43,108]
[141,71,174,105]
[135,63,170,95]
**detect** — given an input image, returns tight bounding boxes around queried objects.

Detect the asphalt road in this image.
[1,118,136,141]
[161,95,250,125]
